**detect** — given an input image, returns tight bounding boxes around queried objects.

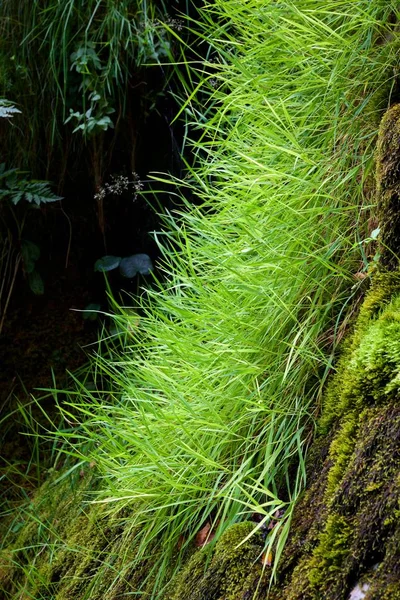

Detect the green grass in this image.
[3,1,400,598]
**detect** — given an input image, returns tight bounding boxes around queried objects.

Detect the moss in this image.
[321,273,400,429]
[325,413,358,498]
[307,515,353,593]
[0,473,144,600]
[164,522,265,600]
[0,549,13,594]
[262,271,400,600]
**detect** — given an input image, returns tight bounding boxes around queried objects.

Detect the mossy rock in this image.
[163,272,400,600]
[264,276,400,600]
[163,522,265,600]
[376,103,400,268]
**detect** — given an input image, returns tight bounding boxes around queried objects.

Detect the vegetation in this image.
[1,1,400,599]
[0,113,62,331]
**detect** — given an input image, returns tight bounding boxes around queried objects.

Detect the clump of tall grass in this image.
[29,0,400,594]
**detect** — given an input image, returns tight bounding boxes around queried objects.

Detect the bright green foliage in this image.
[39,0,400,593]
[3,1,400,598]
[2,274,400,600]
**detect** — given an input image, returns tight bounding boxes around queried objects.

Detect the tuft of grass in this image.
[4,1,400,597]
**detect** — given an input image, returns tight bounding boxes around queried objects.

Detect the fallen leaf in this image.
[267,509,285,530]
[261,551,273,567]
[195,522,212,547]
[354,272,367,281]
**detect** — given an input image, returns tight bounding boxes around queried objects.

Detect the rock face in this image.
[266,273,400,600]
[376,104,400,268]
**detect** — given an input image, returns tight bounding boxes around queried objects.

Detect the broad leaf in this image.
[94,255,121,272]
[119,254,153,278]
[28,270,44,295]
[21,240,40,274]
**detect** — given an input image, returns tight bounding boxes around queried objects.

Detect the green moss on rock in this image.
[308,514,353,593]
[321,272,400,429]
[265,275,400,600]
[164,522,265,600]
[0,472,158,600]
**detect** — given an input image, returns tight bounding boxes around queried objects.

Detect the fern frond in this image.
[0,164,62,205]
[0,99,22,119]
[20,182,62,206]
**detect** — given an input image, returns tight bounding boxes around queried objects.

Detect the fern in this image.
[0,164,62,205]
[17,181,62,205]
[0,99,21,119]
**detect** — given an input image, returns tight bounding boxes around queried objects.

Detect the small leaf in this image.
[195,523,212,548]
[11,521,25,534]
[373,251,381,263]
[94,255,121,272]
[15,181,62,205]
[370,227,380,240]
[261,551,273,567]
[195,520,219,548]
[119,254,153,278]
[28,270,44,295]
[354,271,367,281]
[21,240,40,273]
[10,191,23,205]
